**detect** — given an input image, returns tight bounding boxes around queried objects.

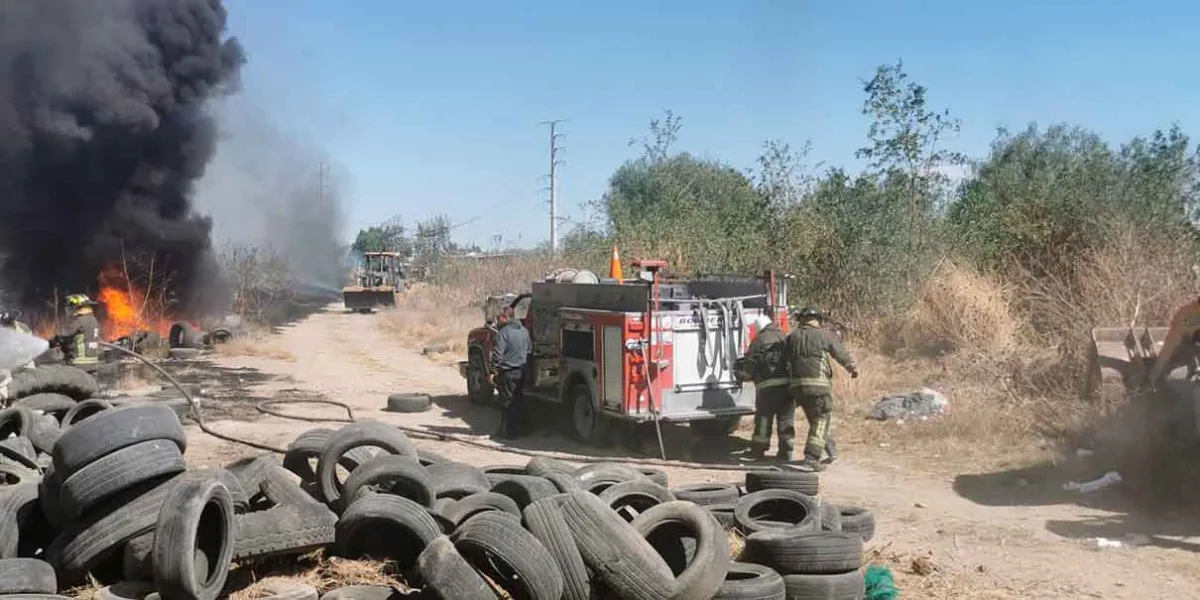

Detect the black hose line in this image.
[103,342,779,472]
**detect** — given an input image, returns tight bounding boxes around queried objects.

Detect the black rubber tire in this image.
[95,582,157,600]
[340,455,433,511]
[639,467,670,487]
[744,468,820,497]
[38,465,68,530]
[122,531,155,581]
[416,448,448,466]
[598,480,677,520]
[0,457,39,486]
[0,558,57,594]
[415,536,495,600]
[713,562,786,600]
[52,404,185,477]
[0,405,36,440]
[0,483,44,559]
[465,350,495,405]
[45,468,228,585]
[319,585,402,600]
[335,494,441,570]
[14,393,77,414]
[316,421,418,507]
[838,506,876,542]
[233,503,337,561]
[489,474,559,509]
[707,503,737,528]
[522,496,591,600]
[152,477,236,600]
[745,530,863,575]
[525,456,575,478]
[28,413,61,454]
[443,491,521,525]
[482,463,526,478]
[426,461,490,499]
[574,462,646,490]
[9,365,99,401]
[385,393,431,413]
[0,435,38,469]
[781,571,866,599]
[559,491,674,599]
[734,489,820,535]
[544,471,583,493]
[281,428,378,484]
[671,482,741,506]
[61,398,113,428]
[632,500,731,599]
[59,439,187,520]
[451,510,565,600]
[820,503,843,532]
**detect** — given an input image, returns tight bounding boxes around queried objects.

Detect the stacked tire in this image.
[688,467,880,599]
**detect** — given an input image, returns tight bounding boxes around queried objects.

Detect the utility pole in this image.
[541,119,566,255]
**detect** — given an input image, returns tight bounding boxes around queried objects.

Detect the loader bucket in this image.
[342,286,398,312]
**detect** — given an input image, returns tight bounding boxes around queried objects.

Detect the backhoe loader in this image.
[1087,297,1200,435]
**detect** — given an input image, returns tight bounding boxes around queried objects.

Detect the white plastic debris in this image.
[1084,534,1149,549]
[1063,470,1123,493]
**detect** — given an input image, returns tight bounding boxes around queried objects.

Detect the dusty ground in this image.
[154,304,1200,599]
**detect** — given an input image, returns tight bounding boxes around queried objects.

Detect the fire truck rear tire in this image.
[466,352,494,405]
[568,384,610,445]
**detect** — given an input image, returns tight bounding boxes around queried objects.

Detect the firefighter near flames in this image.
[458,253,792,459]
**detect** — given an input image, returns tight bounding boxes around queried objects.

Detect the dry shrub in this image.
[890,260,1025,357]
[213,326,297,362]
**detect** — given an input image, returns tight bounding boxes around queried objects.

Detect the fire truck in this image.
[458,260,791,445]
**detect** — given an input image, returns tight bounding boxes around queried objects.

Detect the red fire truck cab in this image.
[458,262,791,445]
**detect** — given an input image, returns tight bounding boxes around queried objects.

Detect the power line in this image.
[541,119,566,255]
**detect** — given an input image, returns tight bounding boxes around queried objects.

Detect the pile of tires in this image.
[0,406,882,599]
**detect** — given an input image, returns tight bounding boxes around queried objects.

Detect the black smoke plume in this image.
[0,0,245,318]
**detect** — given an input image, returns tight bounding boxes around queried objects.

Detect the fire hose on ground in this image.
[99,341,782,472]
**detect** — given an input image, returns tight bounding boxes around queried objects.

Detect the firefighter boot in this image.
[797,457,826,472]
[822,439,838,465]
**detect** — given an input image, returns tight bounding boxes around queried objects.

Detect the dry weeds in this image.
[213,327,297,362]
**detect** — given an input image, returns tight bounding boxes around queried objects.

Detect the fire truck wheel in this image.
[465,352,494,404]
[568,384,610,444]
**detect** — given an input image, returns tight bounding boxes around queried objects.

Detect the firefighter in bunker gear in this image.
[741,313,795,460]
[490,305,532,440]
[58,294,102,373]
[786,306,858,470]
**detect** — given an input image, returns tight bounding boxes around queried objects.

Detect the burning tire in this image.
[168,322,204,349]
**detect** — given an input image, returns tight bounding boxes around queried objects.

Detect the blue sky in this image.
[216,1,1199,248]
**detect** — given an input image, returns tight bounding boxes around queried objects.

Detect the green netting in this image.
[865,564,900,599]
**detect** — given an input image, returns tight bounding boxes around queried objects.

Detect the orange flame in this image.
[96,264,172,341]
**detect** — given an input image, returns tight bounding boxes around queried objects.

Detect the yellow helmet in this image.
[66,294,92,307]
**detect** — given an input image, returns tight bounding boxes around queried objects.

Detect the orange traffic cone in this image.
[609,245,624,281]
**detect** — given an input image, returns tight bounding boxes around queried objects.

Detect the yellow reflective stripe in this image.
[790,377,831,389]
[756,377,789,389]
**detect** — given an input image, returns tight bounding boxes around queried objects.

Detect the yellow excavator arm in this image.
[1149,298,1200,384]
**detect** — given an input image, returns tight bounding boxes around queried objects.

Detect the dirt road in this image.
[175,304,1200,599]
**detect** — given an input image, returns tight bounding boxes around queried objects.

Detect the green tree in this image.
[351,224,408,255]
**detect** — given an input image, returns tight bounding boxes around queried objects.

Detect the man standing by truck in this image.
[490,305,532,441]
[786,306,858,471]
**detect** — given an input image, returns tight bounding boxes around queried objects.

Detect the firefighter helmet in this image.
[65,294,95,315]
[795,306,824,322]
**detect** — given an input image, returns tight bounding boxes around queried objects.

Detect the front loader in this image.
[1086,297,1200,439]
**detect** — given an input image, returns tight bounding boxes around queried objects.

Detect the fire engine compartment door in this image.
[670,309,744,390]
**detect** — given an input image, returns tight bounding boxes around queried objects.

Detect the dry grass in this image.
[226,554,406,599]
[213,327,297,362]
